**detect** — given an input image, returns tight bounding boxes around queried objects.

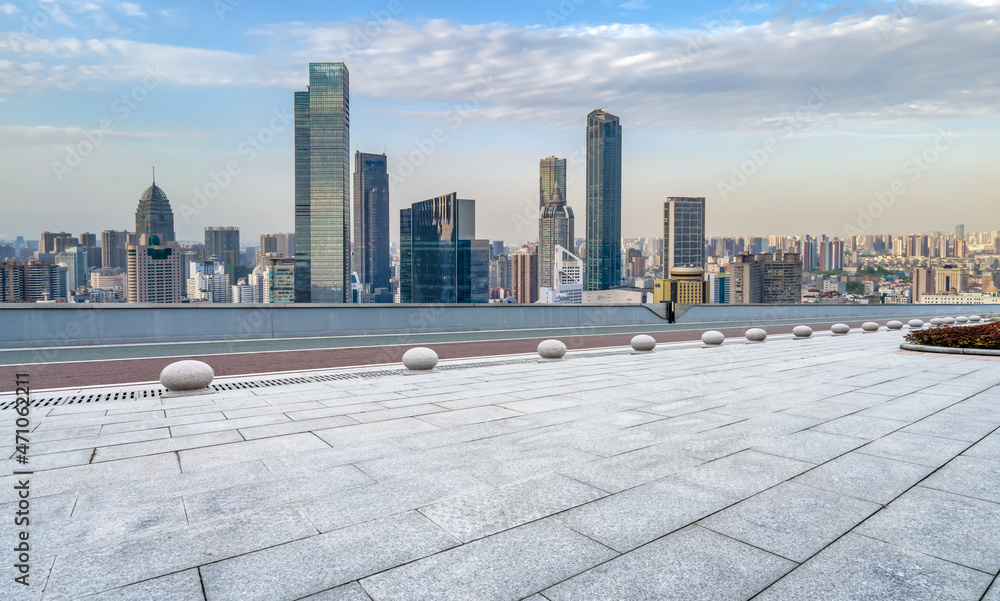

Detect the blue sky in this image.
[1,0,998,245]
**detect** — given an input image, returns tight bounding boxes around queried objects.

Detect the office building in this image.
[955,224,965,240]
[538,186,575,292]
[539,155,567,208]
[653,267,709,304]
[662,197,706,277]
[539,245,583,304]
[399,208,412,303]
[187,258,230,303]
[489,254,511,291]
[102,230,130,271]
[231,279,259,304]
[352,151,391,300]
[135,173,175,243]
[399,193,488,304]
[126,234,182,303]
[56,246,89,293]
[512,246,539,304]
[730,252,802,304]
[295,62,351,303]
[585,109,622,291]
[934,265,969,294]
[205,227,240,268]
[263,256,295,303]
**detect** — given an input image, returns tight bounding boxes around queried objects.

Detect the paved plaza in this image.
[2,327,1000,600]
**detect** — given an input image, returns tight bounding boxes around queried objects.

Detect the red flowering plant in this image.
[905,318,1000,350]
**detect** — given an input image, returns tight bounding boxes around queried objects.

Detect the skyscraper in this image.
[205,227,241,267]
[127,234,182,303]
[729,252,802,304]
[539,155,567,208]
[512,246,539,304]
[294,62,351,303]
[662,197,706,277]
[40,232,71,255]
[955,224,965,240]
[135,172,175,243]
[352,151,391,300]
[538,186,575,293]
[585,109,622,291]
[400,193,488,303]
[101,230,130,271]
[399,208,412,303]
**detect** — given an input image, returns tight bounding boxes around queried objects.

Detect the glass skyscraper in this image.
[400,193,488,303]
[539,186,575,292]
[662,197,706,276]
[539,155,567,208]
[352,151,391,300]
[294,62,350,303]
[585,109,622,291]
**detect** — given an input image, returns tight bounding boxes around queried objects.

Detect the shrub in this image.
[905,320,1000,350]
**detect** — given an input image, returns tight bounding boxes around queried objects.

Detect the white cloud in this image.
[0,3,19,14]
[117,2,145,18]
[0,125,201,145]
[619,0,650,9]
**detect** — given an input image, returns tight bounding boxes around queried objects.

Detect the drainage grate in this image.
[1,348,633,410]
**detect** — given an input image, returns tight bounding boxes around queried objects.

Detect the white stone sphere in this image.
[956,316,969,323]
[745,328,767,342]
[862,322,880,332]
[887,321,904,330]
[908,319,924,328]
[942,317,956,325]
[630,334,656,352]
[402,347,438,370]
[792,325,813,338]
[160,360,214,391]
[537,339,567,359]
[930,318,945,326]
[969,315,982,322]
[702,331,725,346]
[831,323,851,335]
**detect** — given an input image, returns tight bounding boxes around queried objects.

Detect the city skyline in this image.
[2,1,998,244]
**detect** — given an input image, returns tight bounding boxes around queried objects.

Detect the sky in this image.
[1,0,998,246]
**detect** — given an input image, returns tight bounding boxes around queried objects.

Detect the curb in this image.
[899,343,1000,357]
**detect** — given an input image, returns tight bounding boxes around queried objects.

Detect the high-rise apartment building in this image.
[1,261,66,302]
[204,227,240,268]
[126,234,182,303]
[40,232,71,255]
[912,266,933,303]
[539,155,567,208]
[399,193,488,303]
[187,257,230,303]
[729,252,802,304]
[512,246,539,304]
[585,109,622,291]
[102,230,130,271]
[135,174,175,243]
[662,197,706,277]
[294,62,351,303]
[352,151,391,300]
[538,186,575,292]
[489,254,511,291]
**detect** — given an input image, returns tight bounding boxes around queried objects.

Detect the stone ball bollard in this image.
[942,317,956,325]
[969,315,982,322]
[887,321,904,330]
[702,331,725,346]
[908,319,924,328]
[930,318,945,326]
[862,322,880,333]
[956,316,969,324]
[537,339,567,360]
[630,335,656,353]
[745,328,767,343]
[160,360,214,392]
[402,347,439,371]
[831,323,851,335]
[792,325,813,338]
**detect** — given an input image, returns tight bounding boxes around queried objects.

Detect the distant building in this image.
[730,252,802,304]
[352,151,391,301]
[102,230,131,271]
[2,261,67,302]
[205,227,240,268]
[912,266,933,303]
[585,109,622,291]
[295,62,351,303]
[231,278,259,304]
[539,245,583,304]
[398,208,412,303]
[262,256,295,303]
[127,234,182,303]
[934,265,969,294]
[539,155,567,208]
[40,232,71,255]
[662,197,706,276]
[920,292,1000,304]
[538,186,575,293]
[653,267,709,304]
[56,246,89,293]
[399,193,488,303]
[134,174,175,243]
[187,258,230,303]
[489,254,511,291]
[512,246,539,304]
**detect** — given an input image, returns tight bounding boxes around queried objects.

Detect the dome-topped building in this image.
[135,169,175,243]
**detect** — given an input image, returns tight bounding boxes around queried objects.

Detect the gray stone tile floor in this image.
[2,328,1000,599]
